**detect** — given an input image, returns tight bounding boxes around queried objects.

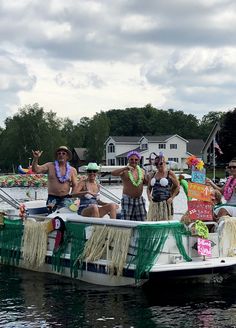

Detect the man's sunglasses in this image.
[87,170,98,173]
[57,151,67,155]
[228,166,236,169]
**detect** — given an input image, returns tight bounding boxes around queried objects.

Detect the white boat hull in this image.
[1,204,236,287]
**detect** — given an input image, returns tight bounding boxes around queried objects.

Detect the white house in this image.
[104,135,204,170]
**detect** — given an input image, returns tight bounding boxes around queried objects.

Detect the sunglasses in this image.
[87,170,98,173]
[57,151,67,155]
[228,166,236,169]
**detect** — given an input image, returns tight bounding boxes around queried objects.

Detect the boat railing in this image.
[0,187,21,209]
[188,221,219,233]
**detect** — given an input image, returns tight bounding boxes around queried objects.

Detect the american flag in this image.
[214,139,223,155]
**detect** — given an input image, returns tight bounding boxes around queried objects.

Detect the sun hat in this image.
[55,146,72,161]
[85,162,100,171]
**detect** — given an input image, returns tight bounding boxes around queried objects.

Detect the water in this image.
[1,267,236,327]
[1,186,236,327]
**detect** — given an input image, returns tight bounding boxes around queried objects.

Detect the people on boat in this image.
[75,162,119,219]
[111,150,147,221]
[147,153,179,221]
[32,146,78,212]
[207,158,236,219]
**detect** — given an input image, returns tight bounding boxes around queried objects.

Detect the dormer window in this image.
[108,143,115,153]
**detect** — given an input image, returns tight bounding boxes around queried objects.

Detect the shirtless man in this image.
[111,151,147,221]
[32,146,78,211]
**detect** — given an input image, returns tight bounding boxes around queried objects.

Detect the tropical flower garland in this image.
[223,176,236,201]
[128,165,143,187]
[54,160,71,183]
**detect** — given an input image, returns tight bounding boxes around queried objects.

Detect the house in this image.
[104,135,204,170]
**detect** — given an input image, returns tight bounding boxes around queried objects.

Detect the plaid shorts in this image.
[121,194,147,221]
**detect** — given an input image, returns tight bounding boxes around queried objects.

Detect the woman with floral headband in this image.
[111,150,147,221]
[147,153,179,221]
[32,146,78,212]
[207,158,236,219]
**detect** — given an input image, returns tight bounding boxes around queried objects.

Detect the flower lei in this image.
[223,176,236,201]
[54,160,71,183]
[128,165,143,187]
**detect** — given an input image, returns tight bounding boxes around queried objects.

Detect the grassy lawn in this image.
[181,168,227,179]
[206,168,226,179]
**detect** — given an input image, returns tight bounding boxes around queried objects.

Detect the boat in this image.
[1,194,236,287]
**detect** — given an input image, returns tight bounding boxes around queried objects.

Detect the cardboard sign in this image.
[188,200,213,221]
[191,168,206,184]
[188,182,212,202]
[197,238,211,257]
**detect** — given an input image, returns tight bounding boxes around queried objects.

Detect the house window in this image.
[108,159,115,165]
[141,143,148,150]
[108,143,115,153]
[170,144,177,149]
[168,157,179,163]
[159,144,166,149]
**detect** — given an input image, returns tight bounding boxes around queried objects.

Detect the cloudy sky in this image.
[1,0,236,127]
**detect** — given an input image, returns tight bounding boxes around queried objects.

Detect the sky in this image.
[1,0,236,127]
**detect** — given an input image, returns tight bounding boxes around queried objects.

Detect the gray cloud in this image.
[0,0,236,125]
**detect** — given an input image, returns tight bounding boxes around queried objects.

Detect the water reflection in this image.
[2,266,236,327]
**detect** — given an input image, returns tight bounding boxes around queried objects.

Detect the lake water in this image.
[1,186,236,327]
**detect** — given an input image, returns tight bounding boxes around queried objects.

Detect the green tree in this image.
[200,111,225,140]
[85,112,110,163]
[0,104,66,171]
[220,108,236,162]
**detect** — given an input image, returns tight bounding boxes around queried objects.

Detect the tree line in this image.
[0,103,234,172]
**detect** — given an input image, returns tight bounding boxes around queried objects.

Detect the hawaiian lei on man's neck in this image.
[54,160,71,183]
[224,176,236,201]
[128,165,143,187]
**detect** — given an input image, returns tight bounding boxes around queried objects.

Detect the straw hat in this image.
[55,146,72,160]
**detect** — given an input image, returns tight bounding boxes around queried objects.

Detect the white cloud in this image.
[1,0,236,126]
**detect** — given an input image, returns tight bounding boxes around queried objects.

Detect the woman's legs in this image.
[98,203,118,219]
[81,205,100,217]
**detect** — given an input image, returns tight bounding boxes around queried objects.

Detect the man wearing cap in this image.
[32,146,78,211]
[111,151,147,221]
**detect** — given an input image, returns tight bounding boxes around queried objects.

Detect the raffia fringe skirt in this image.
[147,200,173,221]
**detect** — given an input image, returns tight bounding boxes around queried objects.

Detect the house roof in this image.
[106,136,141,143]
[73,148,87,160]
[106,134,188,144]
[117,146,144,158]
[187,139,205,157]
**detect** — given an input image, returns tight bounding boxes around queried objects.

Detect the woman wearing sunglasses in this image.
[75,162,118,219]
[208,158,236,219]
[147,153,179,221]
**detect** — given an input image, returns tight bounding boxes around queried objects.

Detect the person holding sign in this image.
[207,158,236,219]
[147,153,179,221]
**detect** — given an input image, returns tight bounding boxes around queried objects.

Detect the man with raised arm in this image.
[111,150,147,221]
[32,146,78,211]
